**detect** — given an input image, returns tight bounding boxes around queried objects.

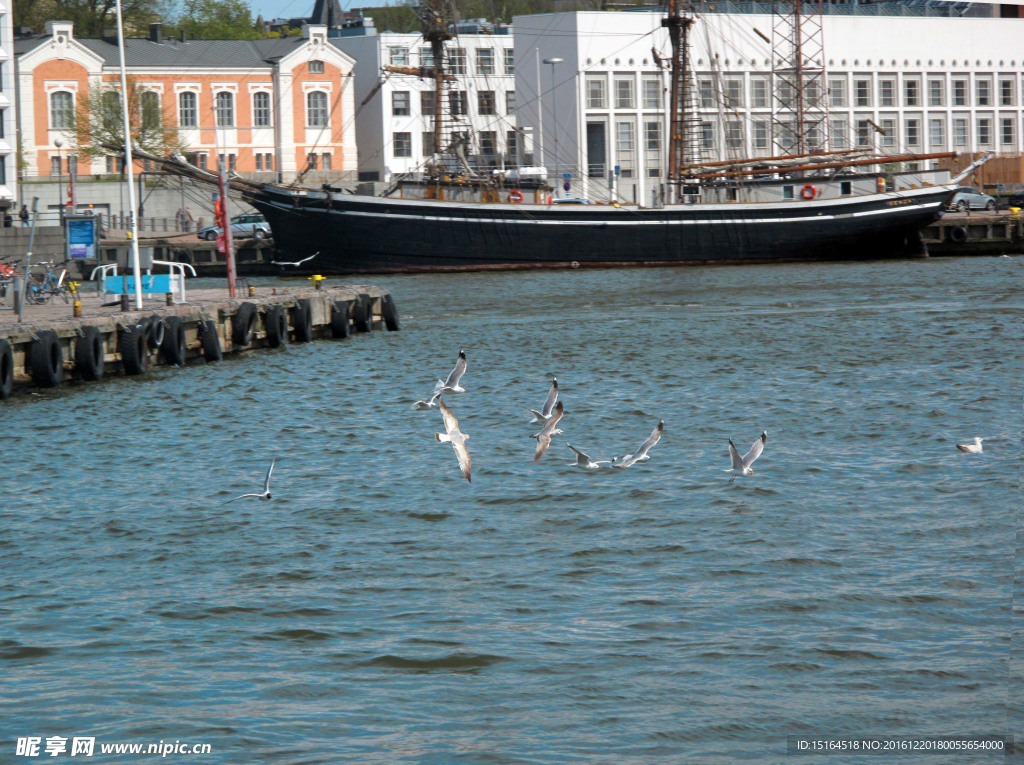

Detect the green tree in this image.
[174,0,261,40]
[13,0,169,37]
[72,76,185,161]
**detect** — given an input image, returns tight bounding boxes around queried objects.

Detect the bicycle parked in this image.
[25,261,71,304]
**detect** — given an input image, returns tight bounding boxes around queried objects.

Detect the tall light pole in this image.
[543,58,563,195]
[54,137,64,221]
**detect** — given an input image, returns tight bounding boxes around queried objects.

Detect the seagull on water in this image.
[224,458,276,503]
[435,397,472,482]
[956,437,983,454]
[567,443,612,470]
[532,401,565,462]
[613,420,665,468]
[727,430,767,481]
[434,350,468,394]
[412,390,441,410]
[519,377,559,423]
[271,251,319,268]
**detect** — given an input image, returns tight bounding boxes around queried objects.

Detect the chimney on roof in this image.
[180,30,187,43]
[149,23,163,43]
[102,27,119,44]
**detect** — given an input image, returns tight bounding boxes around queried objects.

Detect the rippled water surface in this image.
[2,258,1021,763]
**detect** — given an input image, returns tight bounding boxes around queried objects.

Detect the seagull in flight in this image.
[435,397,472,482]
[271,251,319,267]
[727,430,767,481]
[412,390,441,410]
[956,437,983,454]
[567,443,611,470]
[613,420,664,468]
[532,401,565,462]
[224,458,276,503]
[519,377,559,423]
[434,350,468,394]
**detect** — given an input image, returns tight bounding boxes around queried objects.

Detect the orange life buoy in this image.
[801,184,817,201]
[876,177,886,193]
[507,189,523,203]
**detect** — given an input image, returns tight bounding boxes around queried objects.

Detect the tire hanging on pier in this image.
[232,302,258,347]
[199,319,222,362]
[146,315,166,350]
[265,305,288,348]
[75,326,105,382]
[330,300,351,339]
[29,330,63,388]
[0,338,14,399]
[381,294,400,331]
[948,226,968,244]
[291,299,313,343]
[119,324,148,376]
[353,294,373,333]
[161,316,187,366]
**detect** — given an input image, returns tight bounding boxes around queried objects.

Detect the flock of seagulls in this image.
[417,351,721,484]
[220,351,988,500]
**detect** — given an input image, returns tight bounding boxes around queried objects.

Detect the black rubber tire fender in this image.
[199,319,223,362]
[75,326,105,381]
[949,225,968,244]
[29,330,64,388]
[0,338,14,399]
[232,302,258,347]
[265,305,288,347]
[119,324,148,376]
[160,316,187,366]
[291,299,313,343]
[353,294,373,333]
[146,315,166,350]
[381,293,400,331]
[330,300,351,339]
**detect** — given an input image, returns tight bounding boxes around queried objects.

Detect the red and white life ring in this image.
[507,189,523,203]
[876,177,887,193]
[800,184,817,201]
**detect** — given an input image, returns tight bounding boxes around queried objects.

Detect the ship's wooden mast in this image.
[421,0,451,169]
[662,0,693,203]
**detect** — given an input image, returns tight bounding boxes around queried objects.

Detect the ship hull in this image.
[247,185,953,274]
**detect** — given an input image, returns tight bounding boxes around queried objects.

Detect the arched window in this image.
[140,91,161,132]
[215,91,234,127]
[253,92,271,127]
[178,92,197,127]
[101,90,121,132]
[306,91,328,128]
[50,91,74,130]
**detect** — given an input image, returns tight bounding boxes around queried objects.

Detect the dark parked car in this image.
[947,187,996,212]
[198,213,271,241]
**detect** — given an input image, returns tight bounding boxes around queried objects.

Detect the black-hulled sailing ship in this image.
[161,0,973,273]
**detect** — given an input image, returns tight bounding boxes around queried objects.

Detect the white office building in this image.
[0,0,16,216]
[514,9,1024,203]
[335,28,520,182]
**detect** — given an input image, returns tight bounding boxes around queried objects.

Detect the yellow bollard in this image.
[309,274,326,291]
[73,299,82,318]
[248,284,256,297]
[1010,206,1021,220]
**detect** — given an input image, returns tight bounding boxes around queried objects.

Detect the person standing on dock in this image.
[19,205,29,227]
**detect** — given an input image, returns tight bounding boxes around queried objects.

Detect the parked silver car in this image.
[198,213,271,241]
[947,187,996,212]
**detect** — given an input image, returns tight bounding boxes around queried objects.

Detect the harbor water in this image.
[1,257,1020,763]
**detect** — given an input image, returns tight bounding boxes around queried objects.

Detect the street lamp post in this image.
[542,58,564,196]
[54,137,64,222]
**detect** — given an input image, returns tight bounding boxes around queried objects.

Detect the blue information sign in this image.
[66,216,98,260]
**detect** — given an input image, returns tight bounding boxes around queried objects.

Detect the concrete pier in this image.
[0,284,398,400]
[924,210,1023,255]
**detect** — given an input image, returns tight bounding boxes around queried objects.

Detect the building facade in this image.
[0,0,15,214]
[335,28,520,182]
[514,10,1024,203]
[13,22,357,193]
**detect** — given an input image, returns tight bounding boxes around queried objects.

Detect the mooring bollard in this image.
[73,299,82,318]
[309,275,326,291]
[120,294,130,312]
[166,292,173,306]
[248,285,256,297]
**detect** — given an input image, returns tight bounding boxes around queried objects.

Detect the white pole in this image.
[115,0,143,310]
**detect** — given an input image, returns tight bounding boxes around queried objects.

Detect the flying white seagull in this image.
[956,437,983,454]
[434,350,468,394]
[224,458,276,503]
[271,251,319,267]
[727,430,767,480]
[567,443,612,470]
[435,397,472,482]
[613,420,665,468]
[412,390,441,410]
[519,377,559,423]
[532,401,565,462]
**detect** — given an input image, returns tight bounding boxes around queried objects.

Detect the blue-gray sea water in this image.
[1,257,1021,764]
